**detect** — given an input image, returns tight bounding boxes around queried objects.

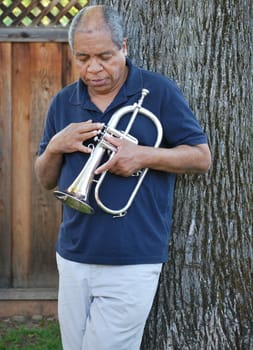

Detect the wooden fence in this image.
[0,0,86,316]
[0,29,79,315]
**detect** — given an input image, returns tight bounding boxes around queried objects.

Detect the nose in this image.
[87,57,103,73]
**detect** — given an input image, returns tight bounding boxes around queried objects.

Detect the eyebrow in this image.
[75,51,113,57]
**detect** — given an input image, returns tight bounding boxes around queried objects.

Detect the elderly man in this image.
[35,5,211,350]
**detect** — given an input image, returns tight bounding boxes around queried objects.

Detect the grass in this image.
[0,318,62,350]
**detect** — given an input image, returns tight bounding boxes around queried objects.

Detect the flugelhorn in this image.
[54,88,163,217]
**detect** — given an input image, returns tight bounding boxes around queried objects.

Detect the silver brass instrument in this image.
[54,88,163,217]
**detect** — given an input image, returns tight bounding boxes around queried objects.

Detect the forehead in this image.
[73,29,117,53]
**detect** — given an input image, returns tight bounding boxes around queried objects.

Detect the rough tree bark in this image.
[91,1,252,349]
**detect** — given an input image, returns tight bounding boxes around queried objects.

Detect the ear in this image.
[122,38,128,56]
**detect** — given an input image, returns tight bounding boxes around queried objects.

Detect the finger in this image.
[103,134,122,147]
[77,144,94,154]
[79,122,104,134]
[82,129,102,140]
[95,157,115,174]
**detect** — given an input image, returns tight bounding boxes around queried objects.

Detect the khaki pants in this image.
[56,253,162,350]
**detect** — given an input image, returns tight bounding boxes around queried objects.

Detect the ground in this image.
[0,316,61,349]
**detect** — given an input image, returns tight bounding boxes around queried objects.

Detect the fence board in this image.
[29,42,63,287]
[0,28,68,42]
[62,43,79,86]
[12,43,32,287]
[0,43,12,287]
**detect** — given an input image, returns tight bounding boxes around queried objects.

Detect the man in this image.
[35,5,211,350]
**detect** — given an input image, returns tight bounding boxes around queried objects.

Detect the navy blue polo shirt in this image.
[38,59,207,265]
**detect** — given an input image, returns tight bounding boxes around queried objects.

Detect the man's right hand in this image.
[47,120,104,155]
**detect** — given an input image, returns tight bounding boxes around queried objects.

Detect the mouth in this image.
[89,78,107,87]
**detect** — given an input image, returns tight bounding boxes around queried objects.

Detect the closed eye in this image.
[100,54,113,61]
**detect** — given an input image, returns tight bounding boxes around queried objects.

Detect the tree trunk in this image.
[91,0,252,348]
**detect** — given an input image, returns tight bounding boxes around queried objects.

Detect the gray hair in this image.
[68,5,124,51]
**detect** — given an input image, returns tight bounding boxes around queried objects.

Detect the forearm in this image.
[35,149,63,190]
[95,139,211,176]
[139,143,211,174]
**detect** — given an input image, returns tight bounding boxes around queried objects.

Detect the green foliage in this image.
[0,320,62,350]
[1,0,88,27]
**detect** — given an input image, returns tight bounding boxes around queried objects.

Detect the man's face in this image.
[73,29,128,96]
